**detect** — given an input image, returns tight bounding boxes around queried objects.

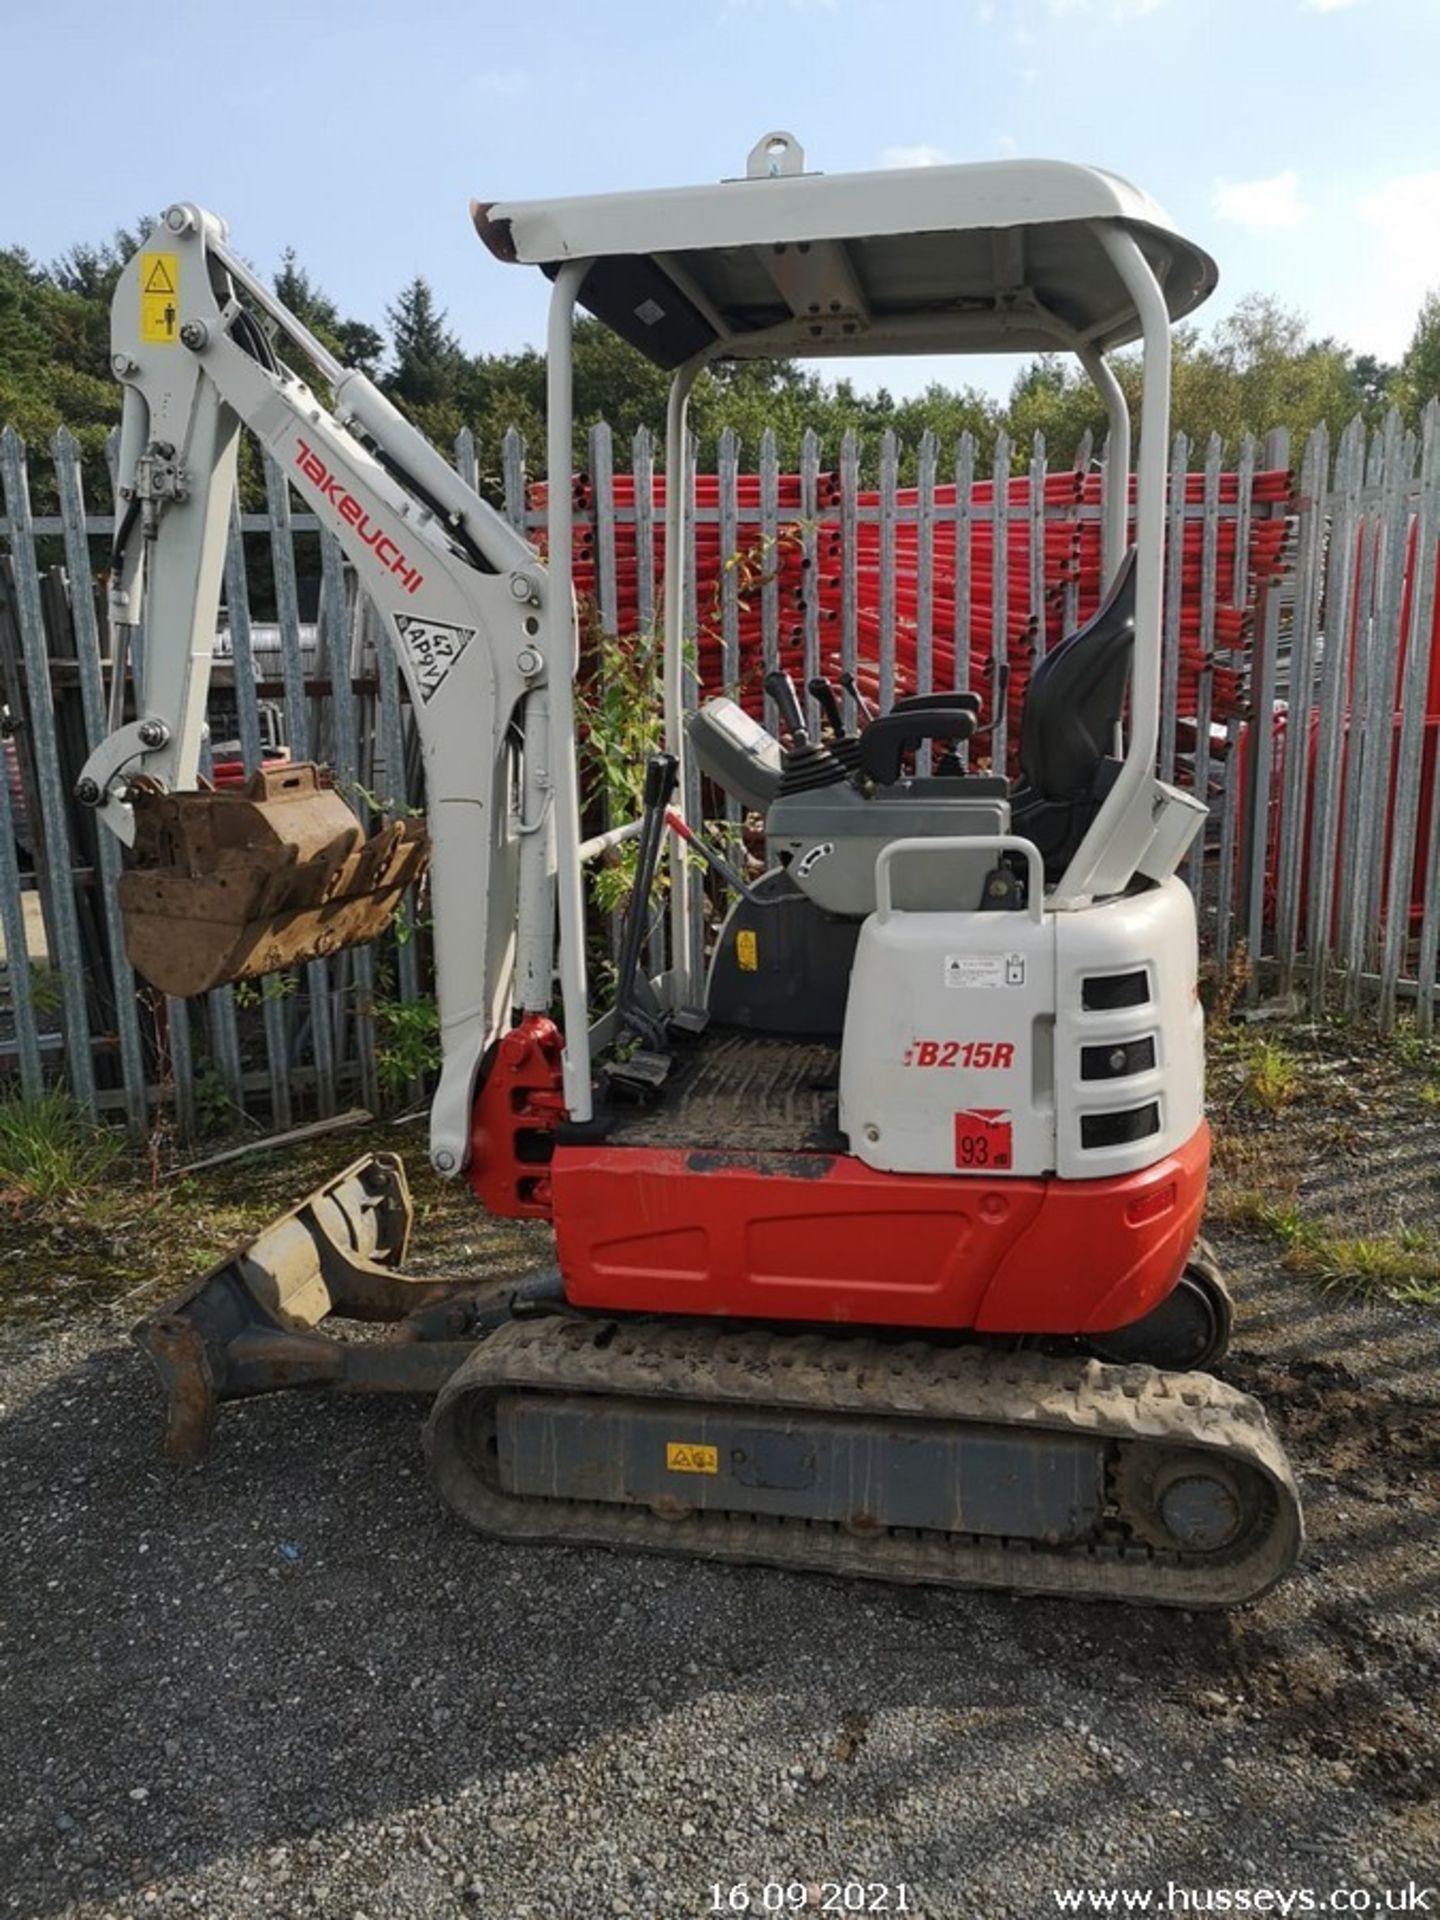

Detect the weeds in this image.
[0,1090,124,1204]
[1212,1114,1440,1306]
[27,965,64,1017]
[1237,1037,1302,1114]
[1200,942,1253,1027]
[233,973,300,1009]
[1388,1016,1440,1073]
[374,996,441,1092]
[1281,1225,1440,1307]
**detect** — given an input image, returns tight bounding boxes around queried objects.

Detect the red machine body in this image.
[551,1126,1208,1335]
[470,1019,1207,1336]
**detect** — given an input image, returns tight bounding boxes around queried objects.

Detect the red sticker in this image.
[954,1109,1013,1170]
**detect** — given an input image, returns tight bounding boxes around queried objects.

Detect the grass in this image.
[1237,1037,1303,1114]
[1203,1003,1440,1308]
[0,1104,542,1327]
[0,1090,124,1204]
[1281,1225,1440,1307]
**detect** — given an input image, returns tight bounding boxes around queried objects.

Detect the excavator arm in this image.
[79,204,574,1175]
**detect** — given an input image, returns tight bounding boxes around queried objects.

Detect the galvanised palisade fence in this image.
[1,402,1438,1137]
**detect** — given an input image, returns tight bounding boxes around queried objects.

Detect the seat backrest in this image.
[1018,548,1138,801]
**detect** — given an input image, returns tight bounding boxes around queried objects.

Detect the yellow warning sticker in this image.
[736,929,758,973]
[139,252,180,345]
[666,1442,718,1475]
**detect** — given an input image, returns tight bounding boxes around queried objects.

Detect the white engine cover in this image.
[839,875,1204,1180]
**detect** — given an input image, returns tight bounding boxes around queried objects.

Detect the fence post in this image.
[1349,413,1410,1006]
[0,427,96,1110]
[989,429,1010,766]
[1379,402,1440,1030]
[1240,427,1290,997]
[840,427,860,692]
[52,427,150,1132]
[915,429,937,769]
[1186,433,1223,900]
[953,431,975,696]
[1215,430,1256,972]
[1274,422,1329,994]
[502,427,527,536]
[1415,400,1440,1033]
[1306,415,1364,1006]
[1159,431,1189,787]
[759,428,780,717]
[632,427,657,639]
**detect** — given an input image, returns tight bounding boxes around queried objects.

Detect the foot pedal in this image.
[667,1007,710,1044]
[604,1049,672,1102]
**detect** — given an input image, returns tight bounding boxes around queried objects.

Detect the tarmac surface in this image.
[1,1218,1436,1919]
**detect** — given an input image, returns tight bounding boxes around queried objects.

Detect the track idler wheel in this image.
[1112,1444,1262,1557]
[1088,1239,1233,1372]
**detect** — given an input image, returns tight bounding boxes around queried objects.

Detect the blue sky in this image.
[6,0,1438,400]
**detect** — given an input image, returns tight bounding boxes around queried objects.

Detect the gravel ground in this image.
[2,1227,1436,1920]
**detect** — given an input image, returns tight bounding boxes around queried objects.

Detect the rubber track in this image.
[425,1317,1303,1609]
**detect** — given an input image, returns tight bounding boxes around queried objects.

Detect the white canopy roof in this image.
[473,134,1217,369]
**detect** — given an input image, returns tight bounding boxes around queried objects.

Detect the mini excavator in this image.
[80,133,1302,1606]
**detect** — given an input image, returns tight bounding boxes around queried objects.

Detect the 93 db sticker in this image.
[393,616,475,703]
[954,1109,1013,1170]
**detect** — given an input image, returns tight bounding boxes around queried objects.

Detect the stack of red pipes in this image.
[530,463,1293,775]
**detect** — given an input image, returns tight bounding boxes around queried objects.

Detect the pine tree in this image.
[386,277,462,408]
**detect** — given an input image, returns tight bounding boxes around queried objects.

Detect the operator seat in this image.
[1011,547,1138,878]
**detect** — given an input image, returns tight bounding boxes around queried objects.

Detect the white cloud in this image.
[880,144,956,169]
[996,133,1020,157]
[1356,171,1440,255]
[1212,169,1308,230]
[1320,171,1440,360]
[1302,0,1361,11]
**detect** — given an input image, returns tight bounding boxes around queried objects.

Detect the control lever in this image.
[767,669,850,795]
[764,670,810,744]
[805,675,864,777]
[665,811,757,901]
[838,669,876,725]
[807,676,848,740]
[613,752,679,1055]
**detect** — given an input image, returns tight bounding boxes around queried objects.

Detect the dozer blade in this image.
[118,763,428,997]
[132,1153,484,1462]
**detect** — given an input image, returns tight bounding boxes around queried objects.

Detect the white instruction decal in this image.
[946,951,1026,989]
[393,616,476,704]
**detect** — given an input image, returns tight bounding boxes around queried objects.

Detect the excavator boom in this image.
[80,204,566,1176]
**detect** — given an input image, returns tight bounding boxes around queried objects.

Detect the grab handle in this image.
[873,835,1046,925]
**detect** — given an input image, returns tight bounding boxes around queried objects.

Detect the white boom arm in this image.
[80,203,575,1175]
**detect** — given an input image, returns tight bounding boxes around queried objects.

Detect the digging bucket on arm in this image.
[117,762,429,998]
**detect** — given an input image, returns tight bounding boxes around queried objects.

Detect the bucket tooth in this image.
[118,763,429,996]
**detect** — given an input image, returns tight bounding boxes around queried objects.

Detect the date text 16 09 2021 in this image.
[710,1884,914,1913]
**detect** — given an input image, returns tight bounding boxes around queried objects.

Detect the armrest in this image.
[858,708,977,786]
[890,691,983,718]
